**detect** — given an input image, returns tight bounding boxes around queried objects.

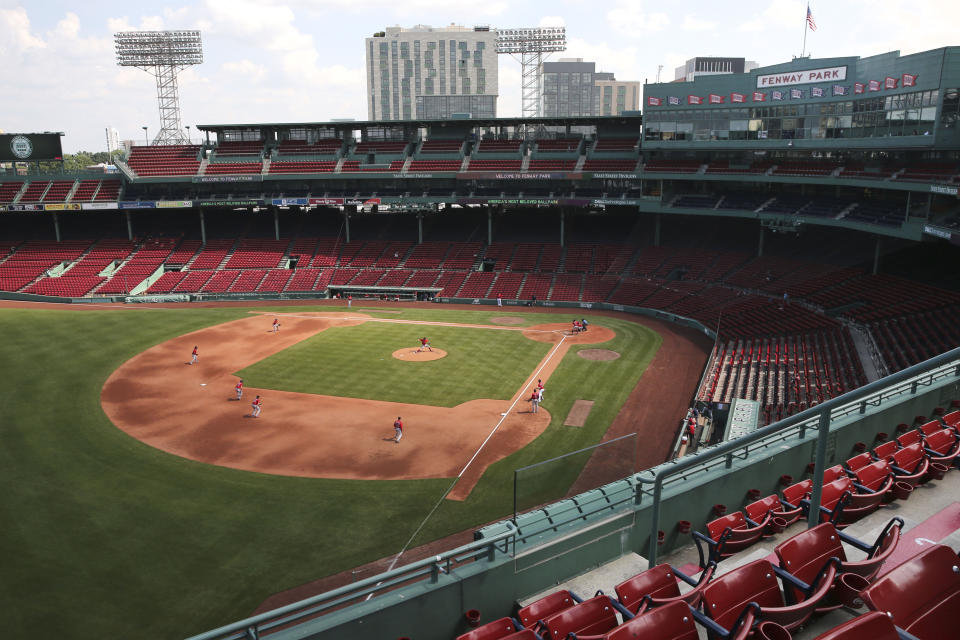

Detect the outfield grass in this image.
[237,322,552,406]
[0,305,659,639]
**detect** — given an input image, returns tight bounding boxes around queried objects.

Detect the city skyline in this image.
[1,0,957,152]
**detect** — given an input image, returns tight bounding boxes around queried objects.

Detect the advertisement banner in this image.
[271,198,309,206]
[0,133,64,162]
[118,201,156,209]
[193,175,260,183]
[5,203,44,211]
[590,172,640,179]
[155,200,192,208]
[199,199,262,207]
[308,197,345,206]
[43,203,81,211]
[81,202,119,210]
[756,65,846,88]
[455,171,575,180]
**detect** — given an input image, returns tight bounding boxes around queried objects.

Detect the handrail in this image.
[644,346,960,564]
[185,525,516,640]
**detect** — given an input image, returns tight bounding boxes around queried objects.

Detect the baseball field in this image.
[0,300,710,639]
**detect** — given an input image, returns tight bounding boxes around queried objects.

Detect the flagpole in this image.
[801,3,809,58]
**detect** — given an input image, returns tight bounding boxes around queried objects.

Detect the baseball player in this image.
[251,395,262,417]
[529,389,540,413]
[416,336,433,352]
[190,345,199,365]
[272,318,280,333]
[235,379,243,400]
[393,416,403,443]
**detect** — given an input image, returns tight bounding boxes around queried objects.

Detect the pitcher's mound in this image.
[392,348,448,361]
[578,349,620,361]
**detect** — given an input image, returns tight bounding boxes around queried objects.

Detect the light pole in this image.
[142,126,149,145]
[185,125,191,144]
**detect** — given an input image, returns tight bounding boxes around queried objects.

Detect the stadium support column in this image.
[758,226,765,257]
[487,206,493,245]
[199,208,207,245]
[653,213,661,247]
[344,209,351,244]
[873,237,882,275]
[125,211,133,241]
[52,212,61,242]
[273,206,280,241]
[417,212,423,244]
[560,208,565,248]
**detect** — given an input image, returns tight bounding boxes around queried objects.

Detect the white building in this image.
[674,57,759,82]
[365,24,499,121]
[105,127,120,153]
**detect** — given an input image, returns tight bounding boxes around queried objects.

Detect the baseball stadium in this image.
[2,45,960,640]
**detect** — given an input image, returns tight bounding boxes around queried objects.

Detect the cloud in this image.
[0,7,46,52]
[681,16,714,31]
[538,16,566,27]
[606,2,670,34]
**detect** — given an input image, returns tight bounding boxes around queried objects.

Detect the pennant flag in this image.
[731,92,746,103]
[868,80,881,91]
[884,76,898,89]
[647,96,662,106]
[832,84,848,96]
[668,95,681,105]
[902,73,918,87]
[806,4,817,31]
[772,90,784,101]
[854,82,865,94]
[752,91,766,102]
[790,88,804,99]
[811,86,824,97]
[688,95,703,105]
[708,93,725,104]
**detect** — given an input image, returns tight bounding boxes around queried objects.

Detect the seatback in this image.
[516,590,577,628]
[925,418,950,435]
[820,477,853,511]
[456,617,520,640]
[846,452,874,471]
[701,559,785,631]
[775,523,845,603]
[897,429,923,448]
[782,479,812,505]
[810,611,900,640]
[943,410,960,427]
[873,440,898,460]
[823,464,846,483]
[862,544,960,639]
[706,512,748,541]
[614,564,681,613]
[892,442,925,470]
[542,595,620,640]
[604,601,698,640]
[744,495,780,522]
[926,428,958,456]
[854,460,892,492]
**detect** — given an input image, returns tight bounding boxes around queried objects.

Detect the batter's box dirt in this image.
[490,316,527,325]
[564,400,595,427]
[391,348,447,361]
[578,349,620,361]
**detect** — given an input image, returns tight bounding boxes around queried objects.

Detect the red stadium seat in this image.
[515,589,581,629]
[775,519,903,610]
[455,617,527,640]
[614,563,715,614]
[888,443,930,487]
[605,600,754,640]
[923,428,960,468]
[862,544,960,639]
[744,494,803,530]
[540,595,622,640]
[700,557,839,632]
[810,611,900,640]
[695,510,772,567]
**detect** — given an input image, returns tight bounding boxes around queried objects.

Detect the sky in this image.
[1,0,957,153]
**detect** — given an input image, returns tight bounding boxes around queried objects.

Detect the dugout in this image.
[327,285,441,302]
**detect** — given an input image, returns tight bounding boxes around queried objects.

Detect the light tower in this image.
[115,30,203,146]
[496,27,566,122]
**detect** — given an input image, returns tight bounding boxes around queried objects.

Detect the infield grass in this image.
[236,321,553,406]
[0,304,660,639]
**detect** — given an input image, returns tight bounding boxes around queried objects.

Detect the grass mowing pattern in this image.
[236,321,552,406]
[0,305,659,639]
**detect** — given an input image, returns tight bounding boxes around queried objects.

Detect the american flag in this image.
[806,5,817,31]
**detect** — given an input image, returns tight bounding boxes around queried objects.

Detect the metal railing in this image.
[641,346,960,564]
[185,526,516,640]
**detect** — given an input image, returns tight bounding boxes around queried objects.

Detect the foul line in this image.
[368,333,569,594]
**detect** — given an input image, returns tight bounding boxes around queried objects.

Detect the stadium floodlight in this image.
[496,27,566,124]
[115,30,203,146]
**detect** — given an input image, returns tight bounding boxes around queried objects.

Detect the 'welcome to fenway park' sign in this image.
[757,66,847,88]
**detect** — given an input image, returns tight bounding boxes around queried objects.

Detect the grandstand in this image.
[2,44,960,640]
